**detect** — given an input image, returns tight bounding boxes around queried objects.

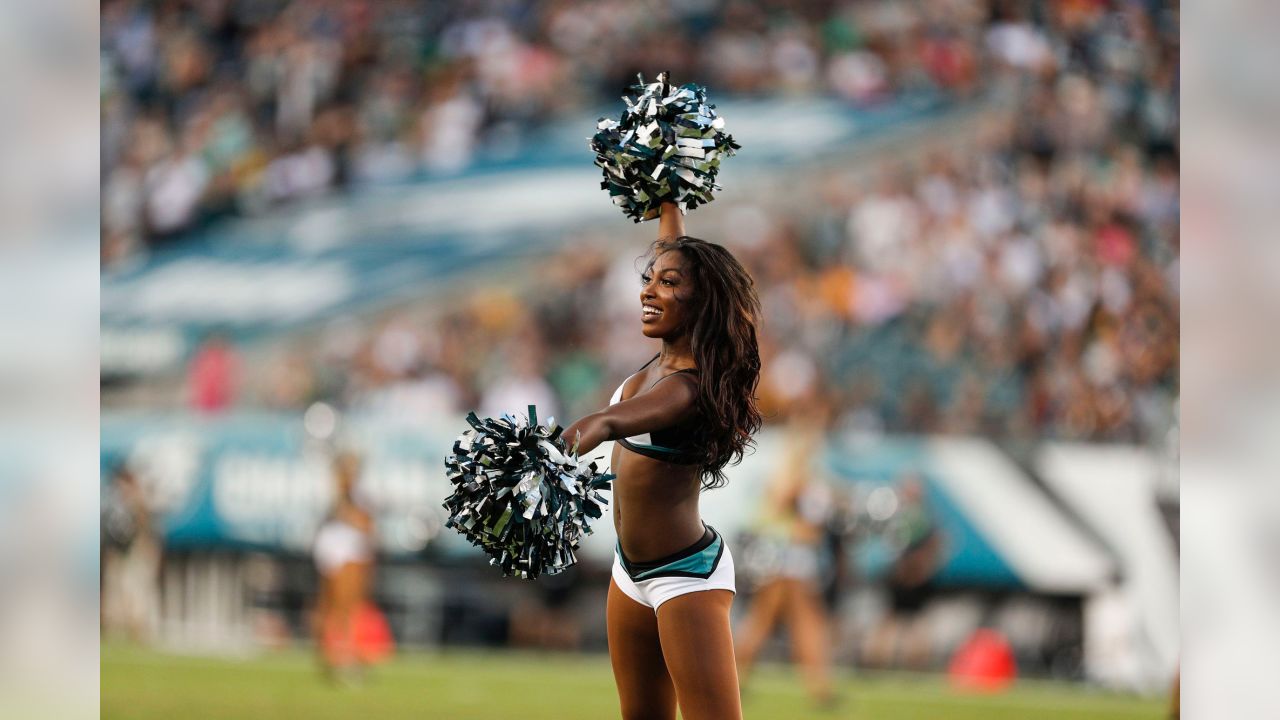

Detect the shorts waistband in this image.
[616,525,724,582]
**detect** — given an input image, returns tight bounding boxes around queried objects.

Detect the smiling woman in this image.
[563,200,762,720]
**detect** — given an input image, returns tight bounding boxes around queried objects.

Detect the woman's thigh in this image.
[740,579,787,640]
[782,580,829,665]
[656,590,742,720]
[329,564,365,615]
[607,579,676,720]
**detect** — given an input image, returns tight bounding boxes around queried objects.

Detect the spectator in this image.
[186,332,240,413]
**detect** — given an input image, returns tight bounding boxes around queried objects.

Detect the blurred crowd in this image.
[148,0,1177,444]
[100,0,1093,265]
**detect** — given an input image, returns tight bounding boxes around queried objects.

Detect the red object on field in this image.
[948,628,1016,692]
[354,602,394,662]
[323,602,395,664]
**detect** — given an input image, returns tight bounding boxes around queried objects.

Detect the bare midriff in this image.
[611,443,705,562]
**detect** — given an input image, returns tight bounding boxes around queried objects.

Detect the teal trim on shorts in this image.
[616,526,725,581]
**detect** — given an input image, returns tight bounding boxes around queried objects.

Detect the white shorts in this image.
[611,526,736,611]
[314,521,372,576]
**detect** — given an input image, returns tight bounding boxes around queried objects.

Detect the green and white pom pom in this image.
[590,72,741,222]
[443,405,613,579]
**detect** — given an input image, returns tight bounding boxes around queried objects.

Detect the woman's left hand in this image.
[657,200,686,240]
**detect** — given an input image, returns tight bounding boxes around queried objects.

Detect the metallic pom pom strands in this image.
[589,71,740,222]
[443,406,613,579]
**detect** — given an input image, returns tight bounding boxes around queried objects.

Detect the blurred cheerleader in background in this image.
[735,399,838,708]
[312,451,392,684]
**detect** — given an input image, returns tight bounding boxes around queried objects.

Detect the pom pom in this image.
[589,71,741,222]
[443,405,613,579]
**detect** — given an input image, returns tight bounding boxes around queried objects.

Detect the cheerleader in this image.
[565,201,762,720]
[312,452,376,682]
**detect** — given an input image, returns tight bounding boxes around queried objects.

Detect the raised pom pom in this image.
[589,71,740,223]
[443,405,613,579]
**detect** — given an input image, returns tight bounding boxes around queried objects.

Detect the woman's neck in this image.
[658,335,694,369]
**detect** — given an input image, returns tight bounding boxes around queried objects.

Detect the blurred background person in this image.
[311,451,389,684]
[101,463,162,644]
[185,331,241,414]
[863,474,944,671]
[508,564,588,652]
[735,399,838,708]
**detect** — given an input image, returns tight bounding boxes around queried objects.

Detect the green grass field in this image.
[103,644,1166,720]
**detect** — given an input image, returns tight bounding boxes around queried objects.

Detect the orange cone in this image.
[353,602,394,663]
[948,628,1016,692]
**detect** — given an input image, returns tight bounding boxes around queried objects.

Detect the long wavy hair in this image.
[645,235,762,490]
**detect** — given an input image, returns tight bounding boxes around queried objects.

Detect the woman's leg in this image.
[607,579,677,720]
[326,563,363,670]
[656,590,742,720]
[734,578,786,680]
[313,577,332,670]
[784,579,834,702]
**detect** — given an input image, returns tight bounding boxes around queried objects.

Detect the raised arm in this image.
[657,200,686,241]
[563,373,697,456]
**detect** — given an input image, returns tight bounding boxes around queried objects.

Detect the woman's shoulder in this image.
[641,364,699,395]
[619,356,697,401]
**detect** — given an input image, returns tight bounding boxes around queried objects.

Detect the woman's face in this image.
[640,250,694,339]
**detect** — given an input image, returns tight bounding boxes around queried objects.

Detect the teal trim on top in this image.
[629,441,682,454]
